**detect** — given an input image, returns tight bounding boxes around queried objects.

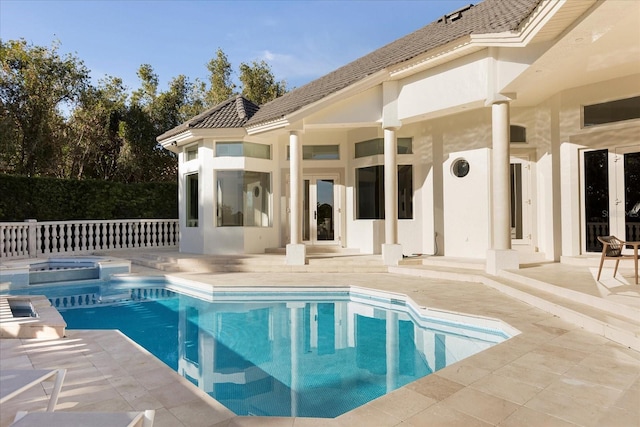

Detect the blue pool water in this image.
[3,279,512,418]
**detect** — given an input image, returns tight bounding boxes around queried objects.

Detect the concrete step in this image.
[398,256,486,271]
[265,246,362,255]
[483,274,640,352]
[390,264,640,352]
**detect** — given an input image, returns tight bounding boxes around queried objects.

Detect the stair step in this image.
[390,264,640,352]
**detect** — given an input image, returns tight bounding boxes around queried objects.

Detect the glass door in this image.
[615,146,640,244]
[303,176,338,244]
[581,145,640,252]
[510,157,531,246]
[582,149,610,252]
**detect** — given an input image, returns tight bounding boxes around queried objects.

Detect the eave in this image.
[158,128,247,152]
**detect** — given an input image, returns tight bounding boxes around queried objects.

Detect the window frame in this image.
[583,95,640,128]
[215,141,271,159]
[216,170,272,227]
[355,164,414,220]
[185,173,199,227]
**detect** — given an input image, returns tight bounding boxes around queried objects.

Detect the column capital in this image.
[484,92,517,107]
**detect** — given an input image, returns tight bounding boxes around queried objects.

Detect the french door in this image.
[510,157,532,247]
[303,176,339,245]
[582,145,640,252]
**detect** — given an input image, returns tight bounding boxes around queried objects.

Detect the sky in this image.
[1,0,475,93]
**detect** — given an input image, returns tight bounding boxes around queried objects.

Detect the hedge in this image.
[0,175,178,221]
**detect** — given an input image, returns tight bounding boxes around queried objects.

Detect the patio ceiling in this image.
[505,0,640,106]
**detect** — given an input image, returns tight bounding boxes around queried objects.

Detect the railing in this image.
[586,221,640,252]
[0,219,179,259]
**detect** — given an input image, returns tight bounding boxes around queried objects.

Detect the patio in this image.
[0,252,638,426]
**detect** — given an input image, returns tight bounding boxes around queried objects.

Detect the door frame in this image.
[303,174,340,245]
[579,145,640,253]
[510,156,533,248]
[613,145,640,244]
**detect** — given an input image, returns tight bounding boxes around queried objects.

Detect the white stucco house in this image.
[157,0,639,274]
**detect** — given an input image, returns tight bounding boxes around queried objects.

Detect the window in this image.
[583,96,640,127]
[398,165,413,219]
[286,145,340,160]
[510,125,526,143]
[354,138,413,158]
[356,166,384,219]
[186,173,198,227]
[216,141,271,159]
[186,146,198,161]
[451,159,470,178]
[356,165,413,219]
[217,171,271,227]
[184,307,199,364]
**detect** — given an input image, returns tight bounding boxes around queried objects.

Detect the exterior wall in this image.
[176,81,639,260]
[398,51,489,119]
[306,87,382,126]
[442,147,491,258]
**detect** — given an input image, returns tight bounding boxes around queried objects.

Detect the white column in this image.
[486,101,518,274]
[384,128,398,244]
[286,131,306,265]
[493,102,511,250]
[382,128,403,265]
[290,131,301,244]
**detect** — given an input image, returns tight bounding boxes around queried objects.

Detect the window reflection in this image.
[175,295,505,418]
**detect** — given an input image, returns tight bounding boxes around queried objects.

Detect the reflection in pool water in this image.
[13,281,514,418]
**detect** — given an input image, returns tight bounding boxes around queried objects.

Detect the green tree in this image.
[0,39,89,176]
[130,63,158,108]
[206,48,235,106]
[65,76,128,180]
[238,59,287,105]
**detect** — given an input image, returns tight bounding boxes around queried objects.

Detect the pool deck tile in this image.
[1,256,639,427]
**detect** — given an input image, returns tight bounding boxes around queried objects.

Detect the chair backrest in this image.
[597,236,622,257]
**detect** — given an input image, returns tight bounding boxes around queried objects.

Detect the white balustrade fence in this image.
[0,219,179,259]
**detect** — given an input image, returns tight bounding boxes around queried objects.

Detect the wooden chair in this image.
[597,236,639,284]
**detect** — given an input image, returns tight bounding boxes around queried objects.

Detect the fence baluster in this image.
[0,219,178,258]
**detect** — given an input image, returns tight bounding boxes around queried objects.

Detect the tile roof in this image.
[157,95,259,141]
[159,0,542,140]
[245,0,542,128]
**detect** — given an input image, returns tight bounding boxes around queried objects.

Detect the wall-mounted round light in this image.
[452,159,470,178]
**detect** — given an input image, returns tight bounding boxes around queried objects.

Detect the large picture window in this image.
[217,171,271,227]
[186,173,199,227]
[356,165,413,219]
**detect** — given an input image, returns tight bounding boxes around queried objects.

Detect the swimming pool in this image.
[3,278,516,418]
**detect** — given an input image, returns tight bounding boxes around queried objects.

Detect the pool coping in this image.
[0,295,66,339]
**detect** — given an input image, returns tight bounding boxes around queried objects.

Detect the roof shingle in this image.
[157,95,259,141]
